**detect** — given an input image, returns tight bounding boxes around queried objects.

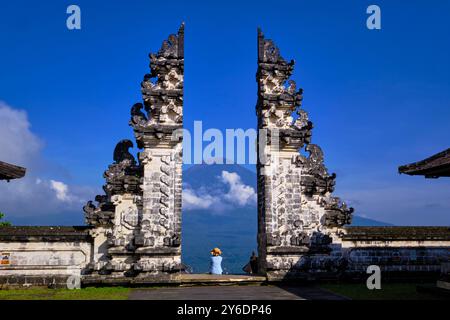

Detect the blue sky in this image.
[0,0,449,225]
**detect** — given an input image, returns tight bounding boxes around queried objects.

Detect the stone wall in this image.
[289,227,450,280]
[0,227,92,288]
[340,227,450,278]
[1,226,449,287]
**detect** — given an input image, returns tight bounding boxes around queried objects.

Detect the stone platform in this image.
[129,284,348,300]
[179,274,266,286]
[82,274,267,287]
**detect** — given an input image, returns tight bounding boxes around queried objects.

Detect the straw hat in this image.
[210,247,222,256]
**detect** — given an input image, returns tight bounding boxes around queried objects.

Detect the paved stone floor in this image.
[179,274,267,284]
[129,285,348,300]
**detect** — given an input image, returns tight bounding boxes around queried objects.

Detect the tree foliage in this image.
[0,212,11,227]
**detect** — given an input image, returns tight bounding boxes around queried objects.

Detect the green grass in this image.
[0,287,131,300]
[1,283,446,300]
[320,282,446,300]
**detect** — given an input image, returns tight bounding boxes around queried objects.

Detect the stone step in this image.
[437,280,450,290]
[81,273,267,287]
[179,274,267,286]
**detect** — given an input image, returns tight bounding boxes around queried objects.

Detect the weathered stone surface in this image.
[342,226,450,241]
[0,226,91,241]
[0,275,73,289]
[0,229,92,287]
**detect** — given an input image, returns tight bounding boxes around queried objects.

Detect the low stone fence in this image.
[0,226,92,288]
[338,227,450,279]
[1,225,449,287]
[266,227,450,281]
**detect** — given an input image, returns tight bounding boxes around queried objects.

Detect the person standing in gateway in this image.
[209,248,223,275]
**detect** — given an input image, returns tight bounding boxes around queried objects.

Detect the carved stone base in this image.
[107,256,137,273]
[437,280,450,290]
[134,246,181,274]
[264,253,307,281]
[133,272,181,284]
[265,270,309,282]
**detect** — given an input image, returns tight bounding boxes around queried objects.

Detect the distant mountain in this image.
[351,215,393,226]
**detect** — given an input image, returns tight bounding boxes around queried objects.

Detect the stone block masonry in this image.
[338,227,450,278]
[0,227,92,288]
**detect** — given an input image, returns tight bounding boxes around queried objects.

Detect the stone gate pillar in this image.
[130,24,184,280]
[83,24,184,283]
[256,29,353,281]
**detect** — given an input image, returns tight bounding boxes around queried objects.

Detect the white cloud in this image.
[221,171,257,206]
[50,179,80,203]
[0,101,42,167]
[49,180,69,201]
[182,170,256,212]
[182,187,219,210]
[0,102,94,220]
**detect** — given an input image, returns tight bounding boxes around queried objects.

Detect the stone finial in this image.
[130,24,185,148]
[256,29,306,134]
